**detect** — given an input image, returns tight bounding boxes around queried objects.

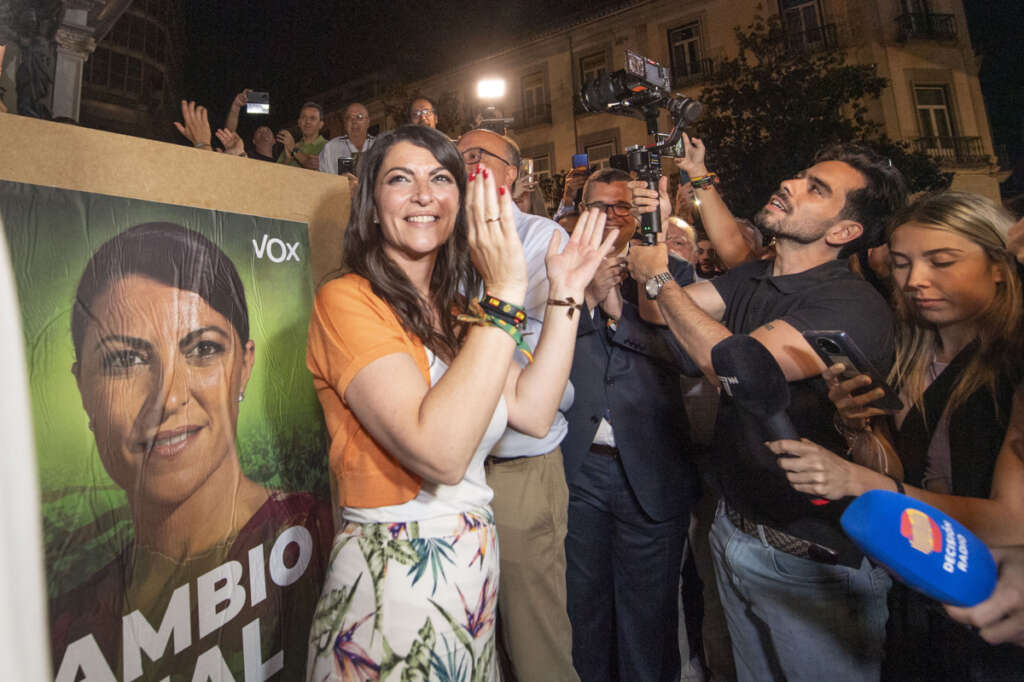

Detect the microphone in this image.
[711,334,828,505]
[841,490,996,607]
[711,334,798,439]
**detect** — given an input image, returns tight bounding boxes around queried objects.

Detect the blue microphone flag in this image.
[840,490,996,607]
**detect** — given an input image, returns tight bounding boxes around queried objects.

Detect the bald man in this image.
[318,102,375,175]
[457,128,580,682]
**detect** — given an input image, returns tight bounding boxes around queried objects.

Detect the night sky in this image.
[179,0,1024,164]
[179,0,600,136]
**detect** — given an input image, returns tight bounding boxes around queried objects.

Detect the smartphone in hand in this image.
[802,330,903,411]
[247,91,270,115]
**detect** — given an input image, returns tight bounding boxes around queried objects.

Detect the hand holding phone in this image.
[802,330,903,412]
[246,91,270,115]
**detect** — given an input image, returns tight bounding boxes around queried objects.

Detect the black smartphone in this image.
[246,91,269,115]
[338,157,356,175]
[802,330,903,411]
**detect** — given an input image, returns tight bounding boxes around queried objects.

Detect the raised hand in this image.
[673,132,708,178]
[545,207,619,300]
[231,89,251,111]
[215,128,245,156]
[173,100,212,148]
[465,164,528,306]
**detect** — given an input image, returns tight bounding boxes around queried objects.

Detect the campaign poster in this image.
[0,180,333,681]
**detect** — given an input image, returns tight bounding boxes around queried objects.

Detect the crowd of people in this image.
[163,86,1024,682]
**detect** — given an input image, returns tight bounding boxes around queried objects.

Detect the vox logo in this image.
[252,234,300,262]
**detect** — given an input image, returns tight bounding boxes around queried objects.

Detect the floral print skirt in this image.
[306,508,500,682]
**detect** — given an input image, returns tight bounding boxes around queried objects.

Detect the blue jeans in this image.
[710,502,891,682]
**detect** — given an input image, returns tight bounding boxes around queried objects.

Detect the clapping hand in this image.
[545,207,619,301]
[585,256,627,310]
[215,128,245,156]
[173,100,212,148]
[465,166,528,305]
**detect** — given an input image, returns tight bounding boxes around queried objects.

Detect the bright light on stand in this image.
[477,79,506,100]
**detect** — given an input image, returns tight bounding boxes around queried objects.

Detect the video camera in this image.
[580,50,703,244]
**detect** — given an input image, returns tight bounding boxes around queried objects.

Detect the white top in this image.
[343,350,508,523]
[318,135,375,175]
[489,203,574,458]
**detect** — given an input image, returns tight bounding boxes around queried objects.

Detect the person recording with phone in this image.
[222,89,277,162]
[319,102,375,177]
[765,191,1024,680]
[552,160,590,223]
[276,101,326,169]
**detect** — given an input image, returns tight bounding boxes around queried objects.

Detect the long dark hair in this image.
[344,125,480,360]
[71,222,249,361]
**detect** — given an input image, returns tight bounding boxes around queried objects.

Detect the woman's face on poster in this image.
[73,275,254,506]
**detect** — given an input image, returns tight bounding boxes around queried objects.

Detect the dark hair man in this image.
[276,101,326,169]
[456,128,579,682]
[318,102,375,175]
[627,144,907,681]
[408,96,438,128]
[563,166,699,681]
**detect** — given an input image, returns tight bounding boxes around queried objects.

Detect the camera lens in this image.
[817,338,841,354]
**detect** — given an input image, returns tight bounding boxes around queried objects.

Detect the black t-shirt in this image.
[710,258,895,566]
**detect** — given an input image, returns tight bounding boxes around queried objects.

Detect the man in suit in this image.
[563,168,700,682]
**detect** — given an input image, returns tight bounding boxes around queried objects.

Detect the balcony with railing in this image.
[783,23,839,54]
[672,58,718,87]
[912,136,988,166]
[513,102,552,129]
[896,13,956,42]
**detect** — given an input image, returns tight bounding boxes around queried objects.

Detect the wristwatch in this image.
[644,272,673,300]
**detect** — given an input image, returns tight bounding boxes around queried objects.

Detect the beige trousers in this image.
[485,447,580,682]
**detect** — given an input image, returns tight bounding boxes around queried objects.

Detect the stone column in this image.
[52,8,95,121]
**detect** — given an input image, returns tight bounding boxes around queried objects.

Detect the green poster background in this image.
[0,180,331,676]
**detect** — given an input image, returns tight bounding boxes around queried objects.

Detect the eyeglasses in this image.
[584,201,634,218]
[413,108,436,118]
[347,113,367,121]
[460,146,513,167]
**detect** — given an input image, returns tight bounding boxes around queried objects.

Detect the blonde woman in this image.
[768,191,1024,679]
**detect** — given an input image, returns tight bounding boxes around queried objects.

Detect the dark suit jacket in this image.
[562,265,700,522]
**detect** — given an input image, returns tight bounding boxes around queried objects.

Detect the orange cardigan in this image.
[306,274,426,508]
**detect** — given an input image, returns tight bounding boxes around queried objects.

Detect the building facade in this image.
[78,0,182,140]
[320,0,999,199]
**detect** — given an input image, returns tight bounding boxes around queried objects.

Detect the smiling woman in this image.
[305,126,615,680]
[51,222,332,680]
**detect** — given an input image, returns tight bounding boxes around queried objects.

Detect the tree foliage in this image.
[695,14,949,219]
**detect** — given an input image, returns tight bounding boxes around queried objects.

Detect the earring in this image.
[238,391,245,403]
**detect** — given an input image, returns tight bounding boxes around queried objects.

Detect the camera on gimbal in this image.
[580,50,703,244]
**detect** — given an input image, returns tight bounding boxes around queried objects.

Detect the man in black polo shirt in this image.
[626,145,907,681]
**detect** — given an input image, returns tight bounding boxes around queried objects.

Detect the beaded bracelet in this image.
[457,300,534,362]
[689,172,719,190]
[479,294,528,329]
